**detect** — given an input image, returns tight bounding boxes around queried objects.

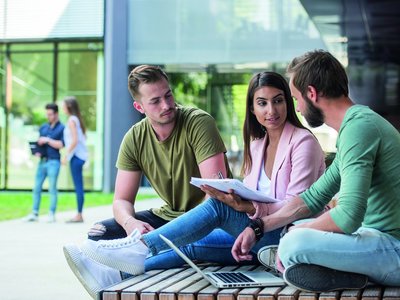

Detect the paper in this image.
[190,177,278,203]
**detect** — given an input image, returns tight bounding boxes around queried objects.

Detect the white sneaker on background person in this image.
[47,212,56,223]
[81,229,149,275]
[63,244,122,300]
[24,213,38,222]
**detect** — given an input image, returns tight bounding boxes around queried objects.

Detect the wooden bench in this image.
[100,265,400,300]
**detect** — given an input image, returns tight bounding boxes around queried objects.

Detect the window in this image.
[1,42,104,190]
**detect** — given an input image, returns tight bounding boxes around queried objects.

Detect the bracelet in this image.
[248,218,264,241]
[123,216,134,227]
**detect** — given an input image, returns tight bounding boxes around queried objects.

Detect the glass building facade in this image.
[0,0,104,190]
[4,0,397,191]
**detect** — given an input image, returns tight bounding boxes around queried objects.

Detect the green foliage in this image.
[169,72,208,109]
[31,109,48,126]
[168,71,252,159]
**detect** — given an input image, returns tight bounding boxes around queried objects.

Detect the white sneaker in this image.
[257,245,280,274]
[81,229,148,275]
[47,213,56,223]
[25,213,38,222]
[63,244,122,300]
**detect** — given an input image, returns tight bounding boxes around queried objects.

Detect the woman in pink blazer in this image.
[203,72,325,220]
[71,73,326,289]
[242,121,326,219]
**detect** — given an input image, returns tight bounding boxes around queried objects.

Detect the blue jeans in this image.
[70,155,85,213]
[278,227,400,286]
[142,198,283,270]
[32,159,61,214]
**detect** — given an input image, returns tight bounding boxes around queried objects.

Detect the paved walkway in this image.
[0,191,163,300]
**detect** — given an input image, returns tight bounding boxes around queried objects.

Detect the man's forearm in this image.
[113,199,135,227]
[261,196,312,233]
[293,211,343,233]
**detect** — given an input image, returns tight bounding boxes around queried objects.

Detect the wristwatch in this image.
[248,218,264,241]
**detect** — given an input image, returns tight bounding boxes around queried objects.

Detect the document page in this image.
[190,177,278,203]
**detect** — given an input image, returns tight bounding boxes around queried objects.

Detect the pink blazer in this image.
[243,122,325,218]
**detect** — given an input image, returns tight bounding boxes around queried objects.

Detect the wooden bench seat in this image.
[100,265,400,300]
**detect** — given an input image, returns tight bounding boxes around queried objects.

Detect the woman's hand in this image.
[200,184,256,214]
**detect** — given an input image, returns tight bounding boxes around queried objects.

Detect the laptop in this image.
[159,234,285,288]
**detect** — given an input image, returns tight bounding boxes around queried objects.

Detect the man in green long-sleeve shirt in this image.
[231,50,400,292]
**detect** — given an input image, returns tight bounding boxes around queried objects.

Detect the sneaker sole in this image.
[81,243,145,276]
[283,264,369,293]
[63,245,102,300]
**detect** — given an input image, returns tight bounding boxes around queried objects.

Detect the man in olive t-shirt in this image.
[117,105,229,221]
[88,65,231,240]
[63,65,232,299]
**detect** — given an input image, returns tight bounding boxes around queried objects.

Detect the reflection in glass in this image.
[57,43,104,190]
[7,46,54,189]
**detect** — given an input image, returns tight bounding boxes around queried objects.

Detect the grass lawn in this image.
[0,191,158,222]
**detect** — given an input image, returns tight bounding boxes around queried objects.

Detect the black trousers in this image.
[88,209,169,241]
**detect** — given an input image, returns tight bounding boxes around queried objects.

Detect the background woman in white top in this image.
[62,96,88,223]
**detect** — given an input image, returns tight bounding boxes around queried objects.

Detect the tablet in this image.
[29,141,45,155]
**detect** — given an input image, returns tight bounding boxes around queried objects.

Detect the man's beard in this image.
[304,96,325,128]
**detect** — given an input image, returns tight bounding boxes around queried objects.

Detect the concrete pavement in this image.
[0,191,163,300]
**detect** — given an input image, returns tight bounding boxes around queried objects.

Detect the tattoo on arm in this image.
[292,203,311,219]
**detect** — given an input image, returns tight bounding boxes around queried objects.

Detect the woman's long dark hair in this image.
[64,96,86,135]
[241,71,307,176]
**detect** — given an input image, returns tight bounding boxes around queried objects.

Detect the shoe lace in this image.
[268,247,277,266]
[99,232,141,248]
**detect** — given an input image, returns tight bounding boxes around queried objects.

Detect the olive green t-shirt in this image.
[117,106,230,220]
[301,105,400,239]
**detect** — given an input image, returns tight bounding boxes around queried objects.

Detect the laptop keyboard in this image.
[212,272,255,283]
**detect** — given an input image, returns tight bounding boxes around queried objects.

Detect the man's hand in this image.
[231,227,257,262]
[200,185,255,214]
[37,136,50,145]
[124,217,154,235]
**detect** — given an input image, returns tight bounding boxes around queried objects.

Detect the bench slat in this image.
[120,269,189,300]
[178,279,213,300]
[277,286,301,300]
[196,266,241,300]
[217,288,240,300]
[216,265,262,300]
[102,270,164,300]
[319,291,341,300]
[257,286,284,300]
[159,266,220,300]
[298,291,319,300]
[141,268,199,300]
[362,286,383,300]
[340,289,362,300]
[237,287,263,300]
[382,287,400,299]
